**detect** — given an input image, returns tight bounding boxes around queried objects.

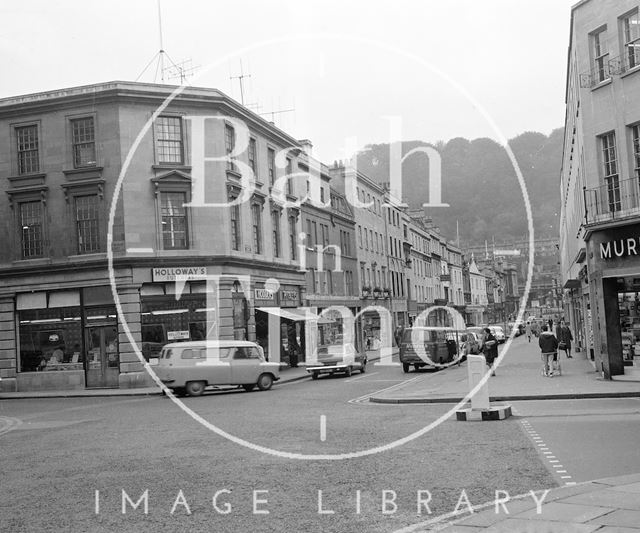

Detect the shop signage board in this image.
[167,330,190,340]
[255,289,275,300]
[590,223,640,267]
[280,287,299,307]
[152,266,207,282]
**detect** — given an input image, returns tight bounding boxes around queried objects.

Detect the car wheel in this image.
[402,362,410,373]
[360,360,366,373]
[311,371,319,380]
[185,381,206,397]
[242,384,255,392]
[257,373,274,391]
[344,366,352,377]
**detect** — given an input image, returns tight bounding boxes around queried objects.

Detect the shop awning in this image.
[563,279,581,289]
[257,307,333,323]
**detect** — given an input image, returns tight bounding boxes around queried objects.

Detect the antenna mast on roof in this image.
[230,59,252,106]
[136,0,198,84]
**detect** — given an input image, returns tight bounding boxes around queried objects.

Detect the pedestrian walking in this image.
[525,321,532,342]
[555,318,574,358]
[539,324,559,377]
[547,318,554,334]
[482,327,498,376]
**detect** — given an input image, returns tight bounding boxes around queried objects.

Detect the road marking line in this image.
[320,415,326,442]
[520,418,577,486]
[349,373,425,403]
[345,372,379,383]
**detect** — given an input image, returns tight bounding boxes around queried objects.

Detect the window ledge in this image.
[67,253,107,261]
[591,78,612,91]
[12,257,51,266]
[62,166,103,176]
[226,169,243,180]
[7,173,46,185]
[152,164,191,171]
[621,65,640,79]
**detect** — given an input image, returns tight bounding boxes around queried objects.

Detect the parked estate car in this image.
[306,342,367,379]
[399,327,460,372]
[155,340,280,396]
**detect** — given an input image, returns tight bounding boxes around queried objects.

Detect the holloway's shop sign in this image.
[152,266,207,282]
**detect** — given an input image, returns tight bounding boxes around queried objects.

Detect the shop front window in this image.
[141,295,207,360]
[18,306,83,372]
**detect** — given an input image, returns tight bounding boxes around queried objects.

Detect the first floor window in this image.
[623,11,640,70]
[272,210,281,257]
[160,192,188,249]
[20,201,44,258]
[16,124,39,175]
[225,124,236,171]
[288,215,297,260]
[71,117,96,167]
[601,132,620,212]
[268,148,276,186]
[230,200,241,251]
[75,195,100,254]
[252,204,263,254]
[155,116,183,164]
[632,124,640,180]
[248,138,258,178]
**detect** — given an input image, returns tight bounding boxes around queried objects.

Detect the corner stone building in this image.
[0,82,306,392]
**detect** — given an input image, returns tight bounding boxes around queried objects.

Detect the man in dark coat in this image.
[482,327,499,376]
[539,324,559,377]
[555,318,574,358]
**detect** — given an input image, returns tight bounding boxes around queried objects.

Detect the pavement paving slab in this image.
[514,501,614,523]
[482,518,602,532]
[560,488,640,511]
[590,509,640,529]
[369,337,640,403]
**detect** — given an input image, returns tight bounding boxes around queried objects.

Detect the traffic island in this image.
[456,404,512,421]
[456,354,512,422]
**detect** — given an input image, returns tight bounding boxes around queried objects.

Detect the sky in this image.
[0,0,576,162]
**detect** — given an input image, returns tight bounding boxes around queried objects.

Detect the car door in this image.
[195,347,232,385]
[230,346,260,384]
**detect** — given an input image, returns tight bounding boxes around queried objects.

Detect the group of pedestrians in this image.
[477,319,574,378]
[539,318,574,377]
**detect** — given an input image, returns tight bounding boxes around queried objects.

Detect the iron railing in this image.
[580,51,640,89]
[584,175,640,225]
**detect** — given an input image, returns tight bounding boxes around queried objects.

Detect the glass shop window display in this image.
[618,290,640,365]
[19,306,83,372]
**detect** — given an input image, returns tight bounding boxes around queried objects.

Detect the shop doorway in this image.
[85,325,119,388]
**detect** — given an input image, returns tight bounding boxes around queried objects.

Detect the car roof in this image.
[162,340,259,349]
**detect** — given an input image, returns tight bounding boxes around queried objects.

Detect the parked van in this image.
[399,327,461,372]
[155,340,280,396]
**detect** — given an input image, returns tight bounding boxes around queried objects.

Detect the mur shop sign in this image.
[599,238,640,260]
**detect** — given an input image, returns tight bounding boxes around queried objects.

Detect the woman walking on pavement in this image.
[525,321,532,342]
[539,324,559,377]
[556,318,574,358]
[482,327,499,376]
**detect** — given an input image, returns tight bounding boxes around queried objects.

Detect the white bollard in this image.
[467,354,490,411]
